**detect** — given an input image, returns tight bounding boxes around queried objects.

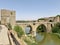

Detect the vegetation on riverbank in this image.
[52,23,60,33]
[52,22,60,38]
[13,22,60,45]
[14,25,25,38]
[23,35,37,45]
[14,25,37,45]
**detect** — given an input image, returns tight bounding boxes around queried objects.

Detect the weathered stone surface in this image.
[0,9,16,28]
[0,25,10,45]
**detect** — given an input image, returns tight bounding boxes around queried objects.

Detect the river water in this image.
[35,33,60,45]
[25,28,60,45]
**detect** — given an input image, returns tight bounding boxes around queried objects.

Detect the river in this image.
[35,33,60,45]
[25,28,60,45]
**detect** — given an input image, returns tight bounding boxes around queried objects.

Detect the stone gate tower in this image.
[0,9,16,28]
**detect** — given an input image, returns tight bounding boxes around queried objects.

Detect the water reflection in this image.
[36,33,44,42]
[36,33,60,45]
[25,28,60,45]
[25,27,30,34]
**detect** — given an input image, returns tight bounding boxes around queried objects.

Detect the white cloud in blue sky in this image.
[0,0,60,20]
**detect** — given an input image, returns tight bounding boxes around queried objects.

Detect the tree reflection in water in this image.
[36,33,60,45]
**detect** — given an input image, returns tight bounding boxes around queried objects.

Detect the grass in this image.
[53,33,60,39]
[24,38,37,45]
[22,34,37,45]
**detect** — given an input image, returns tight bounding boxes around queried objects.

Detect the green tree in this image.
[52,23,60,33]
[14,25,24,38]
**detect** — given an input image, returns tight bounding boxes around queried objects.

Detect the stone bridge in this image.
[16,21,56,36]
[0,9,60,36]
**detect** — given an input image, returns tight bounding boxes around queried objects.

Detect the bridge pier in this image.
[31,26,36,37]
[46,23,52,33]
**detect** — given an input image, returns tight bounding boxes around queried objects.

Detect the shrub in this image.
[52,23,60,33]
[14,25,24,38]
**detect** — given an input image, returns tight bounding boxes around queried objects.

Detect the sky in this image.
[0,0,60,20]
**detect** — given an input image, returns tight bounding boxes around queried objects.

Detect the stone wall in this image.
[0,9,16,28]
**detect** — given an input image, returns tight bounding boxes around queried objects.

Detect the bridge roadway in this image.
[0,25,20,45]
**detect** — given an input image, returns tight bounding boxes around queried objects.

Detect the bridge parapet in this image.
[0,25,10,45]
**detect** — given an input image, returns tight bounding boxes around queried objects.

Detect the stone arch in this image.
[25,25,32,34]
[49,20,53,22]
[36,24,47,33]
